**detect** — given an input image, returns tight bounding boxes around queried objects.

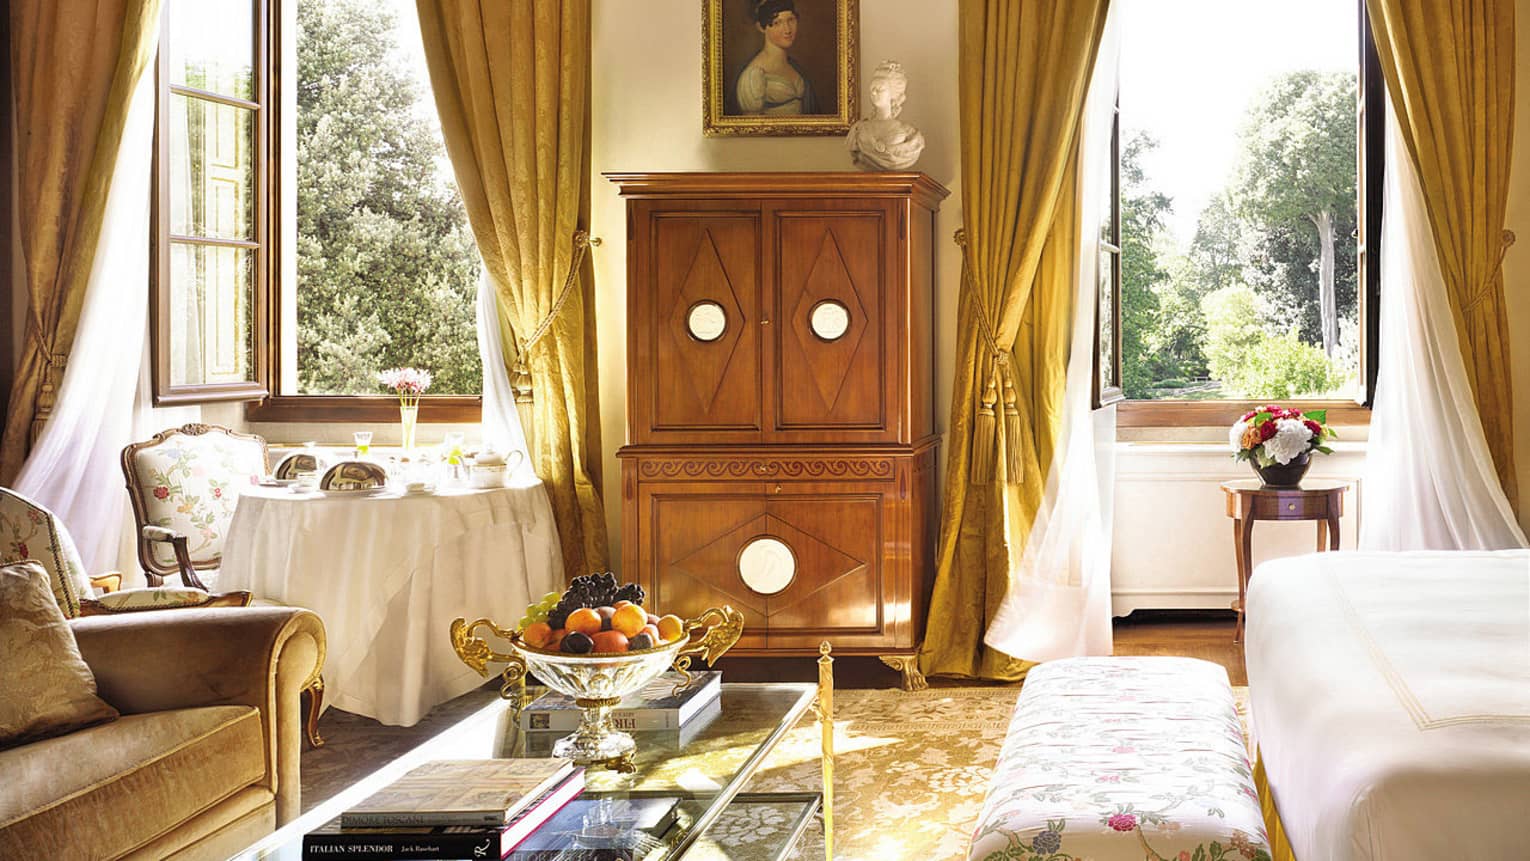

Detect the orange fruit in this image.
[613,600,633,610]
[522,621,553,649]
[657,614,684,643]
[545,628,567,651]
[612,603,648,637]
[591,630,629,653]
[566,607,602,635]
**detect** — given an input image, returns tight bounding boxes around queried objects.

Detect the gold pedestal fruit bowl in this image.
[449,606,743,768]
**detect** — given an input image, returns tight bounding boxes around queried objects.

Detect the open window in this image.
[1098,0,1383,426]
[152,0,483,420]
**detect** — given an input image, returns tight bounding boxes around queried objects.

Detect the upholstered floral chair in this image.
[121,423,269,590]
[121,423,326,746]
[0,487,98,618]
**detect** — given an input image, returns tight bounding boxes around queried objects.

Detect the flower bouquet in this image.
[378,367,432,450]
[1229,405,1335,488]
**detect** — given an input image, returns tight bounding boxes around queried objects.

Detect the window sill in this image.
[1115,399,1370,429]
[244,395,482,423]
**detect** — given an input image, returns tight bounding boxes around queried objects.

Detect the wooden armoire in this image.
[610,172,947,690]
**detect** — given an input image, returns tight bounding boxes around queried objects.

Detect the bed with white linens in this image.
[1245,549,1530,861]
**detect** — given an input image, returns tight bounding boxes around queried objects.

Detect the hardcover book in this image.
[523,698,723,758]
[340,758,575,828]
[520,672,721,732]
[304,769,584,860]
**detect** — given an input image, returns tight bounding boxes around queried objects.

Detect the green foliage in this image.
[1119,133,1171,399]
[1121,69,1359,399]
[296,0,481,395]
[1203,286,1341,399]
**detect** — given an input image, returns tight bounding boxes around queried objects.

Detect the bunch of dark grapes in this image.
[546,573,646,629]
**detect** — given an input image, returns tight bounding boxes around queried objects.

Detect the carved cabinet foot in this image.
[879,655,927,692]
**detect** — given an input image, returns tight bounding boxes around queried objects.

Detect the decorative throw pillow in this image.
[79,587,253,615]
[0,561,119,748]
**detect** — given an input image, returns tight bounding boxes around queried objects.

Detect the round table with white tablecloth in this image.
[219,479,562,726]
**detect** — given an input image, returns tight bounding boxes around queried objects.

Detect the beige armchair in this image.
[0,606,324,860]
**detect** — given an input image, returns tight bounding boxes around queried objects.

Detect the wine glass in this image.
[353,431,373,458]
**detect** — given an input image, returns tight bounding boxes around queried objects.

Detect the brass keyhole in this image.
[1287,503,1296,511]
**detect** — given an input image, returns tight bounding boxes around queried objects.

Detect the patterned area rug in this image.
[303,685,1252,860]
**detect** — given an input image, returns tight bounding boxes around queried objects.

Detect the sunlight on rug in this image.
[687,685,1252,861]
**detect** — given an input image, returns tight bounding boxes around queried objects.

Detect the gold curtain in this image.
[918,0,1109,681]
[1366,0,1519,511]
[417,0,608,578]
[0,0,162,483]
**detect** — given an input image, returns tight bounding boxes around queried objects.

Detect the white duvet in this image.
[1245,549,1530,861]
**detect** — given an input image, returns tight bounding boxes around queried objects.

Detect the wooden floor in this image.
[713,609,1245,688]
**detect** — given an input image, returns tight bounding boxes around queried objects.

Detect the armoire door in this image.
[634,206,763,444]
[767,201,900,443]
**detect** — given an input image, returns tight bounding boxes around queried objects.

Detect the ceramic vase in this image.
[1253,451,1310,488]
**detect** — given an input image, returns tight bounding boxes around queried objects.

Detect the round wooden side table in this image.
[1221,478,1349,644]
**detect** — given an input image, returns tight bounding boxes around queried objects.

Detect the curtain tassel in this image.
[1001,366,1024,484]
[971,365,1000,484]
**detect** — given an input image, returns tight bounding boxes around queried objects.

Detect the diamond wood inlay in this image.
[668,229,746,413]
[668,512,867,619]
[789,229,869,409]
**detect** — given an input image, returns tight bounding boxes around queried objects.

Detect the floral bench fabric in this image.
[0,488,93,618]
[967,656,1271,861]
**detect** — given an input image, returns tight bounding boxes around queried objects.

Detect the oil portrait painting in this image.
[703,0,858,136]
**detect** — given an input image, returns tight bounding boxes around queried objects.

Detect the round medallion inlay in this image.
[686,301,728,342]
[737,537,796,595]
[809,300,851,341]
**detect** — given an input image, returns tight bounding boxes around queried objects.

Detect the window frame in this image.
[150,0,482,421]
[1107,0,1383,427]
[1093,84,1125,408]
[150,0,272,405]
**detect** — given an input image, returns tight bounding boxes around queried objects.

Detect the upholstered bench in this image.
[967,657,1272,861]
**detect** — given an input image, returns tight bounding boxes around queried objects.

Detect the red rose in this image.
[1107,813,1138,832]
[1304,420,1323,437]
[153,486,170,500]
[1260,421,1278,441]
[15,542,28,558]
[213,487,223,498]
[1241,410,1256,422]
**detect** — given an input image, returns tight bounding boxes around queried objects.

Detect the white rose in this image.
[1261,418,1314,465]
[1229,419,1249,453]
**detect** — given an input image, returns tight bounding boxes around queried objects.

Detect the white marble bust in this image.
[847,61,926,171]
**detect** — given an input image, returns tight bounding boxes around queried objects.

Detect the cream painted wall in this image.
[588,0,962,561]
[1501,0,1530,538]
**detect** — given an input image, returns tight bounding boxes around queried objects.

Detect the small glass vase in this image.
[399,403,419,451]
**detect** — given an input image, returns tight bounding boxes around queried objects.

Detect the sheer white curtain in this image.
[475,269,536,481]
[14,64,158,575]
[983,7,1119,662]
[1359,108,1527,551]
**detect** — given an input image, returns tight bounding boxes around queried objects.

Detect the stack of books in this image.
[521,671,722,736]
[302,759,584,859]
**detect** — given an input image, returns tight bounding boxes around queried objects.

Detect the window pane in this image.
[168,243,255,386]
[1118,0,1361,401]
[168,0,254,99]
[292,0,481,396]
[1099,250,1117,394]
[169,95,254,240]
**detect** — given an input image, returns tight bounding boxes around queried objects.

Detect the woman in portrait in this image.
[735,0,818,115]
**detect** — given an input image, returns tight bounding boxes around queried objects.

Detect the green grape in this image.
[528,605,549,623]
[518,614,535,630]
[540,591,563,606]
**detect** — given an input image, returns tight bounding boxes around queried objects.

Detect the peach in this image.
[591,630,629,653]
[657,614,685,643]
[522,621,554,649]
[566,607,602,635]
[612,603,649,637]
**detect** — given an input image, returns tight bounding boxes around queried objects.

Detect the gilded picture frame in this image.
[703,0,859,137]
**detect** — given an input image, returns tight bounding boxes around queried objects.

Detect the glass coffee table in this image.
[230,668,835,860]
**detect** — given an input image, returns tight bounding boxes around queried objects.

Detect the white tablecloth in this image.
[220,480,562,726]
